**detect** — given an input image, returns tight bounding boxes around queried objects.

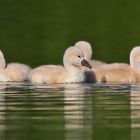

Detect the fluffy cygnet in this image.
[28,46,92,84]
[94,46,140,83]
[0,50,31,82]
[75,41,106,66]
[74,41,107,83]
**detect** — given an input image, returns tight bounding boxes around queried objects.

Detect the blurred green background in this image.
[0,0,140,67]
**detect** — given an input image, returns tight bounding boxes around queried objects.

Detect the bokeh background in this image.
[0,0,140,67]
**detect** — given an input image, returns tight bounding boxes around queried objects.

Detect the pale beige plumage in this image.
[74,41,105,82]
[75,41,106,66]
[94,46,140,83]
[28,46,92,84]
[0,50,31,82]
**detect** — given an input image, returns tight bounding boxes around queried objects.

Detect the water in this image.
[1,1,140,139]
[0,0,140,140]
[0,82,139,140]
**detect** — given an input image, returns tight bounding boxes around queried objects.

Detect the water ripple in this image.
[0,82,139,140]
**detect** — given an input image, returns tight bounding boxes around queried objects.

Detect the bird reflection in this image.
[63,84,92,140]
[130,85,140,139]
[0,83,8,139]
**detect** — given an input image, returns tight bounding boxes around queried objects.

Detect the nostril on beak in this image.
[81,59,92,69]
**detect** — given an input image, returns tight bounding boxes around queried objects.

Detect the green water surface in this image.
[0,83,134,140]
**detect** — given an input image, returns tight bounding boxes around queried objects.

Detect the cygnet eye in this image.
[78,55,81,58]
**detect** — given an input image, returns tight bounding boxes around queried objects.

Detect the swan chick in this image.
[75,41,106,66]
[29,46,92,84]
[0,50,31,82]
[94,46,140,83]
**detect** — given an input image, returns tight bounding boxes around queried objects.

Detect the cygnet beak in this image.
[81,59,92,69]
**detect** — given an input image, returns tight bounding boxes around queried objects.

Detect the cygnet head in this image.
[63,46,92,69]
[130,46,140,73]
[75,41,93,61]
[0,50,6,69]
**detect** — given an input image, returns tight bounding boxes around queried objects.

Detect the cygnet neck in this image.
[64,62,81,72]
[0,51,6,69]
[130,47,140,75]
[63,62,85,83]
[130,61,140,75]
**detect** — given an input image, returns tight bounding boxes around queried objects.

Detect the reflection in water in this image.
[0,82,65,140]
[0,82,135,140]
[64,84,92,140]
[130,85,140,140]
[64,84,131,140]
[0,83,7,140]
[92,86,131,140]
